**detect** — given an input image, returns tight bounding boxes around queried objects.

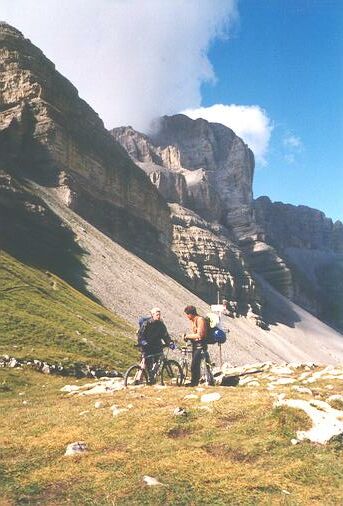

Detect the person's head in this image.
[184,305,197,321]
[150,307,161,320]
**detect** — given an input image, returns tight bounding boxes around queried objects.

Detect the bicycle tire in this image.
[124,364,148,387]
[161,359,184,386]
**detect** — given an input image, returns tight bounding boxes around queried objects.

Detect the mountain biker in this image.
[137,307,173,383]
[183,305,211,386]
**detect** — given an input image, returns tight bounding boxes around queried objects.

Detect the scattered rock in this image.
[9,358,18,368]
[60,385,79,393]
[292,386,313,395]
[79,411,90,416]
[201,392,221,403]
[143,475,165,486]
[270,365,294,375]
[291,439,299,445]
[94,401,104,409]
[64,441,88,456]
[110,405,128,417]
[327,394,343,402]
[184,394,198,400]
[173,407,187,416]
[268,378,296,386]
[274,397,343,444]
[247,381,260,387]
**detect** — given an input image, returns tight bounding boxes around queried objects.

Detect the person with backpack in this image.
[183,305,212,386]
[137,307,174,383]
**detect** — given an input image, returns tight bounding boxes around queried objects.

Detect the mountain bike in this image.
[124,348,184,387]
[177,340,215,386]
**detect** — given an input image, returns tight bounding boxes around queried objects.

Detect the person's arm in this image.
[161,322,171,346]
[185,317,207,341]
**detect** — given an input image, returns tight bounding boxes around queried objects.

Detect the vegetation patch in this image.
[0,252,136,371]
[1,369,343,504]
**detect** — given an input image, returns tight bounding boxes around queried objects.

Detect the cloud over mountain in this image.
[183,104,273,165]
[2,0,238,131]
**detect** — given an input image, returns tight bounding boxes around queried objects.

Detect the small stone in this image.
[143,475,164,486]
[201,392,221,403]
[291,439,299,445]
[247,381,260,387]
[292,386,313,395]
[184,394,198,400]
[65,441,88,456]
[327,394,343,402]
[94,401,104,409]
[60,385,79,393]
[9,358,18,368]
[110,405,128,417]
[79,411,89,416]
[173,407,187,416]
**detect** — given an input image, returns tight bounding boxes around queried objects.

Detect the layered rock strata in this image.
[254,196,343,330]
[169,203,258,305]
[0,22,170,260]
[112,119,293,300]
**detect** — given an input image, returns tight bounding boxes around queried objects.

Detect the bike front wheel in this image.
[161,359,184,386]
[124,365,148,387]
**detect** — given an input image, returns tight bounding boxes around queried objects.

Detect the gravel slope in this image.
[32,183,343,366]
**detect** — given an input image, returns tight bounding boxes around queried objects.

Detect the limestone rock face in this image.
[254,196,342,252]
[254,196,343,331]
[112,125,221,221]
[0,22,170,259]
[169,204,258,305]
[151,114,255,234]
[113,118,294,300]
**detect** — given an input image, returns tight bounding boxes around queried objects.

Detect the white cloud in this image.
[1,0,238,131]
[182,104,273,165]
[283,133,304,164]
[283,134,303,150]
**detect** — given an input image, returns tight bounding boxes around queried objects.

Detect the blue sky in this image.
[201,0,343,221]
[2,0,342,221]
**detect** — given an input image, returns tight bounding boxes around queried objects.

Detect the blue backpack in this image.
[204,317,227,345]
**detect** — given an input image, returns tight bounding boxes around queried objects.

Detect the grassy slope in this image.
[0,368,342,505]
[0,251,137,370]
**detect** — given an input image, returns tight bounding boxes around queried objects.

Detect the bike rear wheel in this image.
[124,365,148,387]
[161,359,184,386]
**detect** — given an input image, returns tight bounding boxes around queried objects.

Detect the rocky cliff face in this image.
[169,203,258,306]
[112,119,293,301]
[0,22,170,261]
[0,22,264,309]
[254,196,343,330]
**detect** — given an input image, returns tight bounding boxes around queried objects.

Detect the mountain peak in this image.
[0,22,24,39]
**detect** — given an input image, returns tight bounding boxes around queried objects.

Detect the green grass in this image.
[1,368,342,505]
[0,251,137,370]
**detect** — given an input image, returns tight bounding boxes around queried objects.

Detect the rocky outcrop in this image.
[113,119,294,300]
[254,196,343,331]
[254,196,343,252]
[169,203,258,305]
[0,22,170,260]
